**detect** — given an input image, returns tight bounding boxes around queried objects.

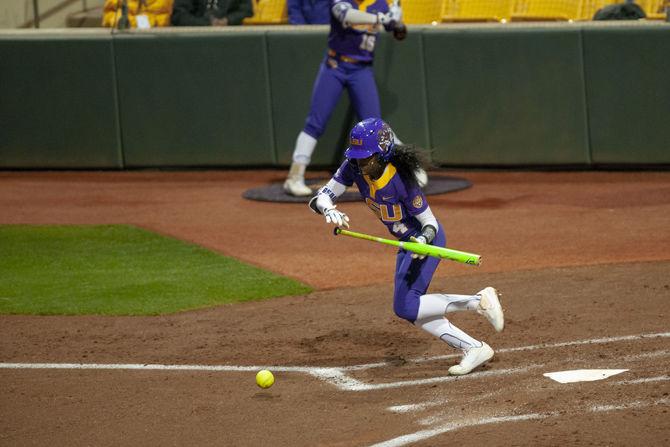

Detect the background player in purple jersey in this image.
[283,0,407,196]
[309,118,505,375]
[288,0,331,24]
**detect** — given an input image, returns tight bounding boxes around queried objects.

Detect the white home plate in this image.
[543,369,629,384]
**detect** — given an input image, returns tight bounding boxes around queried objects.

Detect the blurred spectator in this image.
[288,0,330,24]
[102,0,174,28]
[171,0,253,26]
[593,1,646,20]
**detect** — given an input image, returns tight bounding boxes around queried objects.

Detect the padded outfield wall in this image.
[0,23,668,169]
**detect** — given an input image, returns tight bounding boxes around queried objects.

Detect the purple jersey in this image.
[328,0,389,63]
[334,160,430,240]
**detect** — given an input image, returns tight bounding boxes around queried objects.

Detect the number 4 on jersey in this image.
[393,222,408,234]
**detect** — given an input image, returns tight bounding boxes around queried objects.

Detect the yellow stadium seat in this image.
[511,0,583,21]
[639,0,668,19]
[243,0,288,25]
[402,0,444,24]
[442,0,512,22]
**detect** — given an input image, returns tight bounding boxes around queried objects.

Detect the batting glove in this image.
[377,12,396,32]
[409,235,427,260]
[324,206,350,229]
[389,4,402,23]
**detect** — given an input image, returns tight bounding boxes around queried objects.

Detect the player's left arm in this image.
[402,187,437,258]
[412,207,438,244]
[409,207,438,259]
[332,0,404,38]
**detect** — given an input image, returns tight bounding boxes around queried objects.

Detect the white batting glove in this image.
[324,206,350,229]
[377,12,396,31]
[409,235,427,260]
[389,4,402,22]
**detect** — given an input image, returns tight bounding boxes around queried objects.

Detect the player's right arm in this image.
[309,162,354,228]
[309,179,350,228]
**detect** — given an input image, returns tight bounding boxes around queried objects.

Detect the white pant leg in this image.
[292,131,317,165]
[415,316,482,350]
[416,293,480,320]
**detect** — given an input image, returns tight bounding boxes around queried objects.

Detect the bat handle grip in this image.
[333,227,342,236]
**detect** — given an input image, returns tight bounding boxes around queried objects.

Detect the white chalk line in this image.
[0,363,319,373]
[388,398,450,414]
[369,398,670,447]
[411,367,664,425]
[614,375,669,385]
[307,331,661,391]
[622,350,670,361]
[590,397,670,412]
[315,365,544,391]
[318,332,670,371]
[1,331,668,392]
[407,331,670,365]
[369,413,548,447]
[388,390,502,417]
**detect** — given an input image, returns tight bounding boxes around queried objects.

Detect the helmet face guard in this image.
[344,118,395,163]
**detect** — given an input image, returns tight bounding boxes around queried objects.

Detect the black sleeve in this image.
[171,0,212,26]
[226,0,254,25]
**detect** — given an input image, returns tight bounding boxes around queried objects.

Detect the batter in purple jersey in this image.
[309,118,506,375]
[283,0,407,197]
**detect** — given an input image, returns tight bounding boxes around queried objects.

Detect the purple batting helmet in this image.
[344,118,395,162]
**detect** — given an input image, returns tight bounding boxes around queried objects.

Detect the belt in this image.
[327,49,371,65]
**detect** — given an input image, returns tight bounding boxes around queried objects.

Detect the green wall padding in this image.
[266,28,352,167]
[583,26,670,164]
[113,31,274,167]
[374,31,431,153]
[0,33,122,168]
[1,24,667,169]
[423,26,590,166]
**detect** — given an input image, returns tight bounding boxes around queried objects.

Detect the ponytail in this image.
[390,144,432,188]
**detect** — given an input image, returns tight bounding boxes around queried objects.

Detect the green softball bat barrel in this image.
[333,228,482,266]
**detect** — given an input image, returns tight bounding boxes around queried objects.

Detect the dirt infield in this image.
[0,170,669,446]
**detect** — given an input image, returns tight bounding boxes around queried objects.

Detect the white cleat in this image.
[415,168,428,188]
[283,177,313,197]
[448,342,494,375]
[476,286,504,332]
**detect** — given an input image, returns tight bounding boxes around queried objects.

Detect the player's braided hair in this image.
[390,144,432,188]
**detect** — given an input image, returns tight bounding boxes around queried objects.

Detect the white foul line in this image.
[0,363,324,373]
[1,331,668,392]
[369,398,670,447]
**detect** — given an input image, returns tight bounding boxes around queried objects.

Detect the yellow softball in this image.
[255,369,274,389]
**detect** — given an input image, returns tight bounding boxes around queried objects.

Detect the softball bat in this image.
[333,227,481,266]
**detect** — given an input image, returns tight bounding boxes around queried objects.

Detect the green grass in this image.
[0,225,312,315]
